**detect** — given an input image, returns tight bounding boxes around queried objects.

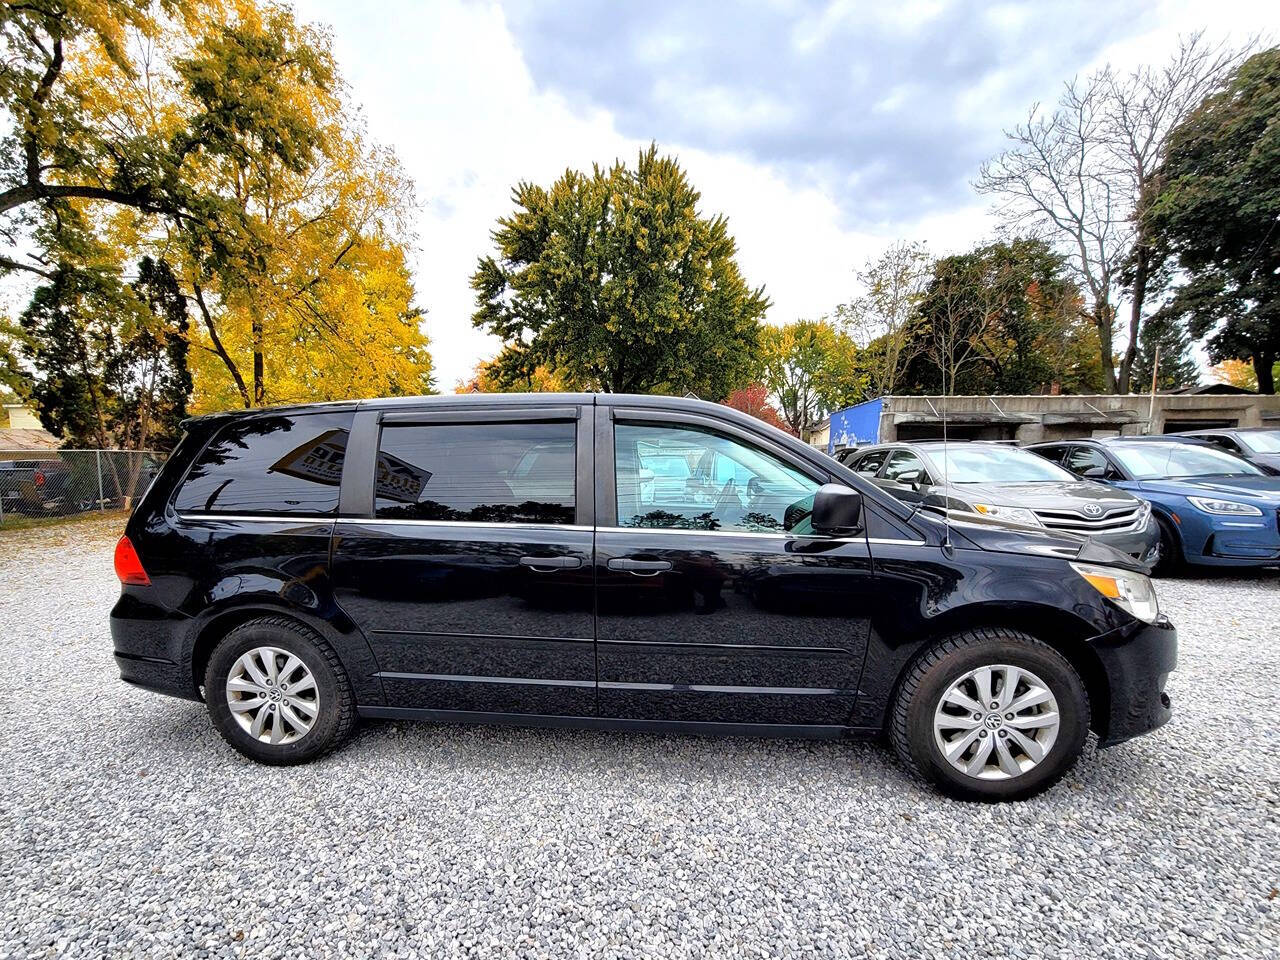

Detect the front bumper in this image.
[1189,511,1280,566]
[1092,517,1162,569]
[1090,615,1177,747]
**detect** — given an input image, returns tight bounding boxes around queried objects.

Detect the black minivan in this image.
[111,394,1176,801]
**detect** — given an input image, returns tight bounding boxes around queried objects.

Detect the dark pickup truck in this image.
[0,458,72,515]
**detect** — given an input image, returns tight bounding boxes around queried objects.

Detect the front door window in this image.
[615,423,819,533]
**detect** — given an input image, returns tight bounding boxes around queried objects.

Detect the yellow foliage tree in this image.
[174,4,432,410]
[456,354,568,394]
[1210,359,1258,392]
[2,0,432,413]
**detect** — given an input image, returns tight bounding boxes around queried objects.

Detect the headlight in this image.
[1137,499,1152,521]
[1187,496,1262,516]
[972,503,1043,526]
[1070,562,1160,623]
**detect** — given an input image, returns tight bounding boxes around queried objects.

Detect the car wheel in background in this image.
[204,617,356,765]
[890,627,1090,802]
[1150,515,1183,577]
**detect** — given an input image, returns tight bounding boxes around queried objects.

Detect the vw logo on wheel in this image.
[1083,502,1104,517]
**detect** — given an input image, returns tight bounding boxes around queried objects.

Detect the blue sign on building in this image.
[827,398,885,454]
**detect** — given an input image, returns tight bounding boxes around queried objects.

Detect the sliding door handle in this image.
[519,555,583,571]
[607,558,672,575]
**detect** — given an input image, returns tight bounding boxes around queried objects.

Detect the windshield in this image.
[926,445,1075,483]
[1108,442,1264,479]
[1242,431,1280,454]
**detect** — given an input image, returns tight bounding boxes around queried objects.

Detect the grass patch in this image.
[0,508,130,533]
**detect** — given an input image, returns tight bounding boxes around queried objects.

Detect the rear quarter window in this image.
[174,412,354,516]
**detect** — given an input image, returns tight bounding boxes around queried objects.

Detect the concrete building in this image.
[815,389,1280,453]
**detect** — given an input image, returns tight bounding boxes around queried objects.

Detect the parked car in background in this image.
[0,458,71,515]
[1172,427,1280,474]
[111,394,1177,802]
[1030,437,1280,574]
[836,441,1161,568]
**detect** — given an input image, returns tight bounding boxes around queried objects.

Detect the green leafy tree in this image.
[0,316,27,400]
[18,252,190,450]
[837,240,933,396]
[760,320,865,436]
[1130,314,1199,391]
[471,145,769,397]
[1147,47,1280,393]
[904,239,1091,395]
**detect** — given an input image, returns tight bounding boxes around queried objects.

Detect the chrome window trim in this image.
[335,517,592,532]
[176,512,338,523]
[176,513,591,532]
[597,524,845,542]
[175,514,927,545]
[598,525,925,546]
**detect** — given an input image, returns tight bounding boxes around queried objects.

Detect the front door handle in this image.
[519,555,583,571]
[607,558,672,576]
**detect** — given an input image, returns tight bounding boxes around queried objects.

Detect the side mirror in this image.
[1081,465,1106,479]
[812,483,863,535]
[895,469,922,486]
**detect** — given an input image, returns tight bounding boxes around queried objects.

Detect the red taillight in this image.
[34,470,45,487]
[114,535,151,586]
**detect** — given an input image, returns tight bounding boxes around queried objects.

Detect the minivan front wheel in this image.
[204,618,356,765]
[890,628,1090,801]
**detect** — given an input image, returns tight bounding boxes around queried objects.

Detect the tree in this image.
[836,240,932,396]
[1129,314,1199,392]
[975,35,1247,393]
[901,239,1099,396]
[174,9,430,409]
[0,316,27,400]
[1210,359,1259,391]
[471,145,768,398]
[916,257,989,396]
[759,320,864,436]
[18,254,190,450]
[723,383,793,434]
[1146,47,1280,394]
[2,1,432,412]
[456,355,567,393]
[0,0,320,278]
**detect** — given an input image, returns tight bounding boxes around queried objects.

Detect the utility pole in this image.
[1147,345,1161,434]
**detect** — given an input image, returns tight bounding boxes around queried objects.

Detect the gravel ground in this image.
[0,516,1277,960]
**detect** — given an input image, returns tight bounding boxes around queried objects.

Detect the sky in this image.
[296,0,1279,390]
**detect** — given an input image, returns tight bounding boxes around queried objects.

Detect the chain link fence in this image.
[0,450,166,528]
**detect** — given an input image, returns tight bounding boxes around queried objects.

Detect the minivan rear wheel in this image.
[890,628,1090,801]
[204,617,356,765]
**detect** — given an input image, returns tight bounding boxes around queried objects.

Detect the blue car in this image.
[1029,438,1280,575]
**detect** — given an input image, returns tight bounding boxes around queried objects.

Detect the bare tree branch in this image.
[974,33,1249,393]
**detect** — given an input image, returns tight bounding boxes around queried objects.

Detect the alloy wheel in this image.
[932,663,1060,780]
[225,646,320,745]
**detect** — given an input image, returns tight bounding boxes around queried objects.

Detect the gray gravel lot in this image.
[1,516,1277,959]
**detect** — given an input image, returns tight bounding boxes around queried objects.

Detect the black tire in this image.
[204,617,356,765]
[1150,515,1183,577]
[889,627,1090,802]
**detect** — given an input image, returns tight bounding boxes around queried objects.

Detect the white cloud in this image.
[294,0,1277,388]
[298,0,1000,388]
